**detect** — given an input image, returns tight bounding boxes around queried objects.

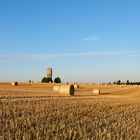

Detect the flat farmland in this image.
[1,83,140,140]
[0,82,140,98]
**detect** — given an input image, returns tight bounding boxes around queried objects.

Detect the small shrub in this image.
[41,77,53,83]
[54,77,61,83]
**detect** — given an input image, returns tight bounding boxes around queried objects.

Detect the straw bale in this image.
[53,86,60,92]
[11,82,18,86]
[93,89,100,95]
[59,84,75,95]
[74,84,79,89]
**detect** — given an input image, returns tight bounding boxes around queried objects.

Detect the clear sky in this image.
[0,0,140,83]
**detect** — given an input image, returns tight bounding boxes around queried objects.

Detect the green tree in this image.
[126,80,130,85]
[117,80,121,85]
[41,77,53,83]
[113,81,116,84]
[54,77,61,83]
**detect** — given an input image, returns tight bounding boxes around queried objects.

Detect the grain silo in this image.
[47,67,53,78]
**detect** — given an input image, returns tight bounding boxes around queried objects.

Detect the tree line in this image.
[41,77,61,83]
[113,80,140,85]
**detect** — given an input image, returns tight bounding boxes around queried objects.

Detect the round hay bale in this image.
[53,86,60,92]
[74,84,79,89]
[59,84,75,95]
[66,82,69,85]
[93,89,100,95]
[11,82,18,86]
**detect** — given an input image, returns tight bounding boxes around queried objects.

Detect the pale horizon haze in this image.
[0,0,140,83]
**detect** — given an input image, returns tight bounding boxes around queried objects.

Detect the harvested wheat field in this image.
[1,82,140,140]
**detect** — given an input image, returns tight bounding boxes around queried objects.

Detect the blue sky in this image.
[0,0,140,83]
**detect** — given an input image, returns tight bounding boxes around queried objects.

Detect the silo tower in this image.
[47,67,53,78]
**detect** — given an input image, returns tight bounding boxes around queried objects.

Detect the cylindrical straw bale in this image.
[11,82,18,86]
[66,82,69,85]
[93,89,100,95]
[53,86,60,92]
[74,84,79,89]
[59,84,75,95]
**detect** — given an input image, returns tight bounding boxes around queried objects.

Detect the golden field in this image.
[1,82,140,140]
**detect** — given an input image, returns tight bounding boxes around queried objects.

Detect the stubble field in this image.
[1,82,140,140]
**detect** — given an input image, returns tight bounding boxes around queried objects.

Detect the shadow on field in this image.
[100,92,110,95]
[75,92,110,96]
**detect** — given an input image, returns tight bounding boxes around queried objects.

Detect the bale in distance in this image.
[11,82,18,86]
[93,89,100,95]
[53,86,60,92]
[66,82,69,85]
[74,84,79,89]
[59,84,75,96]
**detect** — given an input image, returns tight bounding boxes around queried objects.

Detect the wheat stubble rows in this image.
[1,83,140,140]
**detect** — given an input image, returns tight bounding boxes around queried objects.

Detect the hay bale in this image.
[59,84,75,95]
[74,84,79,89]
[66,82,69,85]
[93,89,100,95]
[11,82,18,86]
[53,86,60,92]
